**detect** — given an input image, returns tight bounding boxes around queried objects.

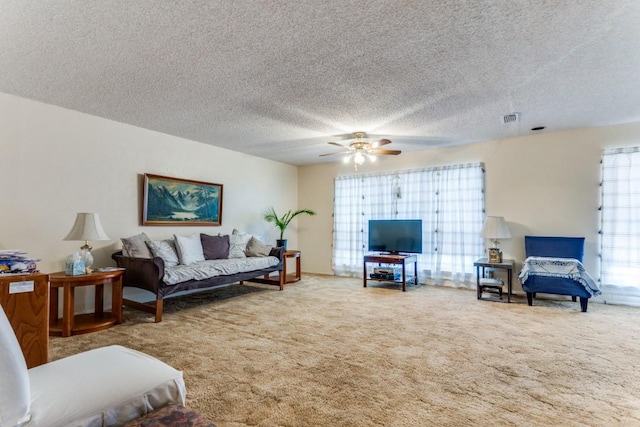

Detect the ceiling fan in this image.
[319,132,401,169]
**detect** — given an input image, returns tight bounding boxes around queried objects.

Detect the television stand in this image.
[363,254,418,292]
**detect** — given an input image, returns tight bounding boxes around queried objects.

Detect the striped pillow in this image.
[146,239,179,267]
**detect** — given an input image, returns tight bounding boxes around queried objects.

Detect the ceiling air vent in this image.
[501,112,520,124]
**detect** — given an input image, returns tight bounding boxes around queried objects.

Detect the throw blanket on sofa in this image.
[518,256,601,297]
[163,256,280,285]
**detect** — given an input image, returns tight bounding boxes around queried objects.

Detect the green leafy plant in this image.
[263,207,317,240]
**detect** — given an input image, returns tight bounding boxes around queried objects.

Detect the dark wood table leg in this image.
[283,255,288,283]
[363,260,367,287]
[112,276,123,324]
[49,286,59,326]
[95,283,104,317]
[507,268,512,303]
[401,260,406,292]
[62,284,74,337]
[295,255,301,281]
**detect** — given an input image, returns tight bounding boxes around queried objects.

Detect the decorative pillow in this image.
[0,305,31,426]
[120,232,152,258]
[146,239,180,267]
[245,236,272,257]
[200,234,230,260]
[229,229,251,259]
[174,234,205,265]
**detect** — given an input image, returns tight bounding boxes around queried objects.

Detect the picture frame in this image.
[142,173,223,226]
[488,247,503,263]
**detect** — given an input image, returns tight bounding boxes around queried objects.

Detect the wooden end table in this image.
[474,258,514,303]
[48,269,124,337]
[283,250,301,284]
[262,250,301,286]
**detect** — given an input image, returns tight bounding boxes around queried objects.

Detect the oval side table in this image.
[48,269,124,337]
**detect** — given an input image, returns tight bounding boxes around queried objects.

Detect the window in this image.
[600,147,640,306]
[332,163,485,286]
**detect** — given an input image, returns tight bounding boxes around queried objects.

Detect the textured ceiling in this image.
[2,1,640,166]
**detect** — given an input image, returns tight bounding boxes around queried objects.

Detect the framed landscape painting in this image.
[142,174,223,226]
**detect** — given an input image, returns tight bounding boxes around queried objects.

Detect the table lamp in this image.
[480,216,511,263]
[63,212,110,252]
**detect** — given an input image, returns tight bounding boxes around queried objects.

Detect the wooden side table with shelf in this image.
[474,258,515,303]
[48,269,124,337]
[283,250,301,284]
[363,254,418,292]
[0,272,49,368]
[263,250,302,286]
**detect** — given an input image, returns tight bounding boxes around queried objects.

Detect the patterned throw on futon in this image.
[518,256,601,297]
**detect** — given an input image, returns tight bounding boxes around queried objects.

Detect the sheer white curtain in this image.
[332,163,485,286]
[428,164,485,283]
[599,147,640,306]
[333,174,398,276]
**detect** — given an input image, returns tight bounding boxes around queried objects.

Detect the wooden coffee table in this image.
[48,269,124,337]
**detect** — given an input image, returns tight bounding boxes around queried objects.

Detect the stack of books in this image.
[0,250,40,274]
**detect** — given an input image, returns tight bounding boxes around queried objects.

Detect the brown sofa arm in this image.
[111,251,166,296]
[269,246,285,269]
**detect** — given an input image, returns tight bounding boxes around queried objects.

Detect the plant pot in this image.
[276,239,287,250]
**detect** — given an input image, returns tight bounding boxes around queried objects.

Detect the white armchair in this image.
[0,305,186,427]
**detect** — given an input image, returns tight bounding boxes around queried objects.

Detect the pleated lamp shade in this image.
[480,216,511,246]
[63,213,110,250]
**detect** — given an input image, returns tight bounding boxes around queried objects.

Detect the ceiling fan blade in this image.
[319,151,351,157]
[372,139,392,148]
[370,149,401,155]
[328,141,348,148]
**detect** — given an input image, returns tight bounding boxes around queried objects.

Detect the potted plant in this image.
[263,207,316,250]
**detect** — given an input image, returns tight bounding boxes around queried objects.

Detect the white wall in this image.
[0,92,298,312]
[297,121,640,292]
[4,89,640,305]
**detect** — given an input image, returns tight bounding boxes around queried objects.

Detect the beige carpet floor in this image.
[50,275,640,426]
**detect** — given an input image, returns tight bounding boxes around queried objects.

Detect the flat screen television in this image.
[368,219,423,254]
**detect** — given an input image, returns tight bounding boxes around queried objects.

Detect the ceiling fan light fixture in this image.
[320,131,401,170]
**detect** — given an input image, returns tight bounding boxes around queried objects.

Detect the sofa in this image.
[112,230,285,322]
[1,305,186,427]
